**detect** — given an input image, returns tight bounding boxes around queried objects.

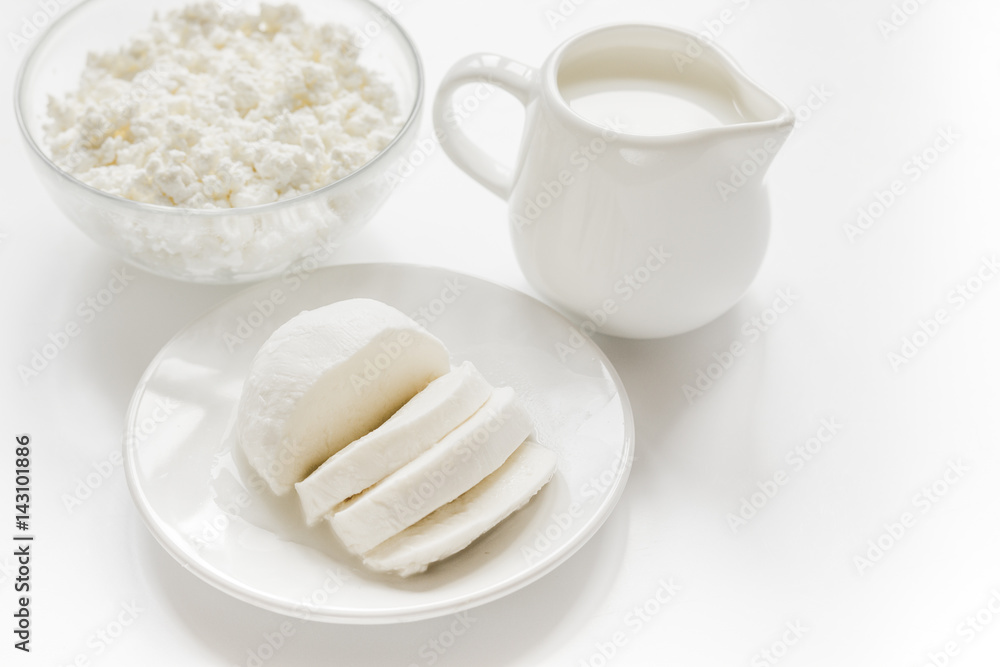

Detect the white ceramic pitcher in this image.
[433,24,794,338]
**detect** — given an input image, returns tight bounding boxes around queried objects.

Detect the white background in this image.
[3,0,1000,665]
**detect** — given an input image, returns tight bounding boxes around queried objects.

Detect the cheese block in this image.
[363,440,557,576]
[328,387,532,554]
[295,361,492,525]
[236,298,450,496]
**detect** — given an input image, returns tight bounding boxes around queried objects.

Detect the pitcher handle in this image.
[433,54,537,200]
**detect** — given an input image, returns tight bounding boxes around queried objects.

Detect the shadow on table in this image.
[594,301,761,452]
[68,260,243,413]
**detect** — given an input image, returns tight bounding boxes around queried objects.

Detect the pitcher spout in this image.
[711,113,794,200]
[678,33,795,188]
[714,83,795,187]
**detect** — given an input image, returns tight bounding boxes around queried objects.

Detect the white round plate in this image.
[124,263,634,623]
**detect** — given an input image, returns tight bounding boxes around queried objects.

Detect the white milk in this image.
[558,56,744,135]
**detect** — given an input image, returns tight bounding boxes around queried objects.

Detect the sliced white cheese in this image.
[236,298,450,496]
[363,440,557,576]
[295,361,492,525]
[328,387,532,554]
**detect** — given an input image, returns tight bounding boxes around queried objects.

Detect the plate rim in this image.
[123,262,636,624]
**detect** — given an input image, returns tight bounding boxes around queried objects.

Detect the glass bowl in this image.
[14,0,423,284]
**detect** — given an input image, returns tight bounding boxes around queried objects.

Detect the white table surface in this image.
[3,0,1000,665]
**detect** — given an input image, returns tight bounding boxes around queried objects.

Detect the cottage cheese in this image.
[44,2,402,208]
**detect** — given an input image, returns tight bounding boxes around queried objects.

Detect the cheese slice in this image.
[295,361,492,525]
[363,440,557,576]
[328,387,532,554]
[236,298,450,496]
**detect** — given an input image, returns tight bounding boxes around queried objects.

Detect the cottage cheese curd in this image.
[44,2,402,208]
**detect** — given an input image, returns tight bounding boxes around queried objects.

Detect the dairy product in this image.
[237,296,556,576]
[44,3,402,208]
[363,440,557,576]
[236,298,450,496]
[327,387,533,555]
[295,361,492,526]
[557,50,744,135]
